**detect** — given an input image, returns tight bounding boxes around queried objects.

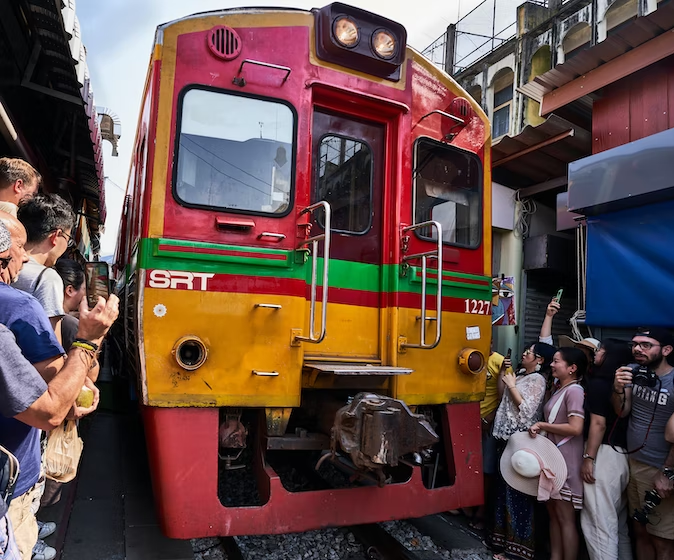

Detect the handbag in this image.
[0,444,20,517]
[44,421,84,483]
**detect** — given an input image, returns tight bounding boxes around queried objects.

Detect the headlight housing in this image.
[458,348,486,375]
[172,336,208,371]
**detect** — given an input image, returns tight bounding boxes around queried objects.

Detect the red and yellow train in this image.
[115,3,492,538]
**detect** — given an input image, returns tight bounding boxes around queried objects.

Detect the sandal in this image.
[468,519,485,531]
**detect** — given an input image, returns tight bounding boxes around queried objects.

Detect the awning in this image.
[492,115,591,188]
[519,1,674,116]
[0,0,106,245]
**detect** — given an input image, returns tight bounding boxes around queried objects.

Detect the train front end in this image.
[123,3,492,538]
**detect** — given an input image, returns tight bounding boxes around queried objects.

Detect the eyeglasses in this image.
[628,341,661,351]
[57,230,75,248]
[0,256,11,270]
[524,349,542,358]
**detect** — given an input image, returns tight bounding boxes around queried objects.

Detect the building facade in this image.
[423,0,674,350]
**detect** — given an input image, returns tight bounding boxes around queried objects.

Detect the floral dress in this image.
[493,372,547,440]
[491,372,547,560]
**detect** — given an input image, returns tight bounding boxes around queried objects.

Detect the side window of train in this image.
[413,138,482,248]
[316,135,373,234]
[174,87,296,215]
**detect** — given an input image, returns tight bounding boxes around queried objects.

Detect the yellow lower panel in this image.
[395,308,492,404]
[303,301,381,361]
[142,289,305,407]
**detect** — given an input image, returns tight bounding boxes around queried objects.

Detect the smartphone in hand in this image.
[554,288,563,303]
[506,348,512,359]
[84,262,110,308]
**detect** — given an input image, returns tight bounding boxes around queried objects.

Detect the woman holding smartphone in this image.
[490,342,556,560]
[529,347,588,560]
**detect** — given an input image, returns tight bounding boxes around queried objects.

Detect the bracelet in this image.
[71,340,97,353]
[68,344,96,370]
[582,454,596,462]
[613,388,625,395]
[74,338,99,352]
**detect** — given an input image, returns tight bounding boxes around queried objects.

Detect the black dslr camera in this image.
[631,365,658,388]
[633,489,661,525]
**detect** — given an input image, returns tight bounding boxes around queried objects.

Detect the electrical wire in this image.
[513,190,536,239]
[570,222,593,340]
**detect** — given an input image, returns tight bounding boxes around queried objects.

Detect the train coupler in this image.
[329,393,439,481]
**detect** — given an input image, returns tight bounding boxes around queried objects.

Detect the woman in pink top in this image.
[529,347,587,560]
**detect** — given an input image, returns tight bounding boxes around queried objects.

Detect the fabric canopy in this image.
[586,199,674,327]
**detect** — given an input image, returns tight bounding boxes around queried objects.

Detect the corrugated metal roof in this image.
[492,114,591,186]
[519,1,674,103]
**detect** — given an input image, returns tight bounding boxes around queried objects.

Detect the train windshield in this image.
[413,138,482,248]
[174,88,295,215]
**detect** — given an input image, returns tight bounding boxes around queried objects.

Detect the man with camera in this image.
[613,327,674,560]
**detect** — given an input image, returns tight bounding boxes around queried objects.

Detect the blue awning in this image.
[586,199,674,327]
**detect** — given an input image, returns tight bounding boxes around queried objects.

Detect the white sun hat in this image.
[500,431,568,501]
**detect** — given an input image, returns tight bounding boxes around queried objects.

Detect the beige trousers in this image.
[580,444,633,560]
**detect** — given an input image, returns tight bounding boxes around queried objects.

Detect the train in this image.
[113,2,492,539]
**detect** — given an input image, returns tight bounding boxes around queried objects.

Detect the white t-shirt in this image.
[12,257,65,318]
[0,201,17,217]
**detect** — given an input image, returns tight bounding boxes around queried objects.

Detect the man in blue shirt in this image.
[0,211,118,560]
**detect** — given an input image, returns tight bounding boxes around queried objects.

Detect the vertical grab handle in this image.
[401,221,443,349]
[294,201,331,344]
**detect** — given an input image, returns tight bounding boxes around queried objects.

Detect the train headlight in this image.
[333,16,359,47]
[372,29,396,59]
[172,336,208,371]
[458,348,485,375]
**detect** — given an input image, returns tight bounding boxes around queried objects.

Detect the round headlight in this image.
[458,348,486,375]
[333,16,359,48]
[372,29,397,59]
[172,336,208,371]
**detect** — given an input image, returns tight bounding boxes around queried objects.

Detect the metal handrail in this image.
[294,201,331,344]
[401,221,443,350]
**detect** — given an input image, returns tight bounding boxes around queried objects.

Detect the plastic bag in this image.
[44,421,83,483]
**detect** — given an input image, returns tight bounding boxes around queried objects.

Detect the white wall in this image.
[492,182,516,230]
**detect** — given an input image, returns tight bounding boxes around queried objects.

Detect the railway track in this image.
[192,515,490,560]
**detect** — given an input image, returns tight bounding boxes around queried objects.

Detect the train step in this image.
[304,362,414,376]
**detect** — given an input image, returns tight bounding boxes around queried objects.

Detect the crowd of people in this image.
[0,157,119,560]
[1,153,673,560]
[478,301,674,560]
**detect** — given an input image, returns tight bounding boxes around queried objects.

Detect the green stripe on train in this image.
[137,238,491,299]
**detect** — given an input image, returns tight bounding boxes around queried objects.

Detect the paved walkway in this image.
[40,410,193,560]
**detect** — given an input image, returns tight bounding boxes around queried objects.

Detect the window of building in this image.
[606,0,638,34]
[174,88,295,215]
[316,135,373,234]
[491,69,514,139]
[413,138,482,248]
[562,22,591,60]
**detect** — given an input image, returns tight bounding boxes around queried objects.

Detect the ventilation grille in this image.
[207,26,242,61]
[448,97,473,122]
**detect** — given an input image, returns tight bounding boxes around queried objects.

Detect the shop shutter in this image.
[522,270,576,350]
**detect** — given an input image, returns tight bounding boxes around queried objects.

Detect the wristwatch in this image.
[582,453,595,462]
